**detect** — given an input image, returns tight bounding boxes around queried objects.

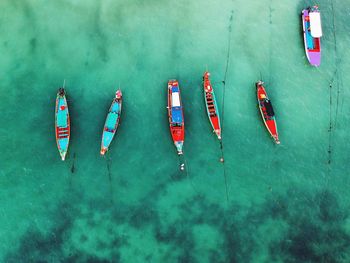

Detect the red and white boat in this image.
[203,71,221,140]
[256,81,280,144]
[167,80,185,155]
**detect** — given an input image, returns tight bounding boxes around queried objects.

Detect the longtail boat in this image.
[302,5,322,66]
[55,87,70,160]
[100,90,122,155]
[203,71,221,140]
[256,81,280,144]
[167,80,185,155]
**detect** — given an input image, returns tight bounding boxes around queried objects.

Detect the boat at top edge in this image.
[100,90,122,155]
[167,80,185,155]
[256,81,280,144]
[55,88,70,160]
[203,71,221,140]
[302,5,322,66]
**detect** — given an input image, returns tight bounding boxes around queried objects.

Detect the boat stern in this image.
[215,129,222,140]
[115,89,122,99]
[203,71,210,80]
[256,80,264,88]
[60,151,67,161]
[100,147,108,155]
[273,135,280,145]
[307,51,321,67]
[175,141,184,155]
[58,87,66,97]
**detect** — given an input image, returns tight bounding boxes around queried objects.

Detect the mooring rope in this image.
[106,155,114,203]
[218,11,234,204]
[178,152,201,196]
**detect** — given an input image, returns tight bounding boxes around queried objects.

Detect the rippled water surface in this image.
[0,0,350,262]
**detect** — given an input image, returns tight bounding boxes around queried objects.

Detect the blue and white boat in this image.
[55,87,70,160]
[100,90,123,155]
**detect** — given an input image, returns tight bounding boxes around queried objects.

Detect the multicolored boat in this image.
[203,71,221,140]
[55,87,70,160]
[100,90,122,155]
[256,81,280,144]
[167,80,185,155]
[302,5,322,66]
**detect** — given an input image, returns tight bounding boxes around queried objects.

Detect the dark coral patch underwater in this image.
[4,189,350,263]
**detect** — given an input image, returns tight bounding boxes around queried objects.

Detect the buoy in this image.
[220,157,224,163]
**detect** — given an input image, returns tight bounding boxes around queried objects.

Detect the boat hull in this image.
[167,80,185,155]
[55,88,70,160]
[302,8,321,66]
[256,81,280,144]
[203,72,221,140]
[100,90,122,155]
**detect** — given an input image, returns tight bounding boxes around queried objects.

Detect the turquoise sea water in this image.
[1,0,350,262]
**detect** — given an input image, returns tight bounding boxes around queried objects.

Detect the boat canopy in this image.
[111,102,120,113]
[106,112,118,130]
[264,99,275,117]
[171,107,182,123]
[57,99,68,127]
[172,92,181,107]
[58,138,69,152]
[309,12,322,37]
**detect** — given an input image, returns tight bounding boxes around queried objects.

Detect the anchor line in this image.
[106,156,114,202]
[218,11,233,204]
[220,10,233,141]
[219,139,229,203]
[224,10,233,83]
[179,152,200,196]
[220,12,233,155]
[327,0,342,178]
[222,162,229,203]
[268,4,273,85]
[327,83,333,175]
[68,152,76,189]
[221,10,233,141]
[330,0,341,130]
[70,152,76,174]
